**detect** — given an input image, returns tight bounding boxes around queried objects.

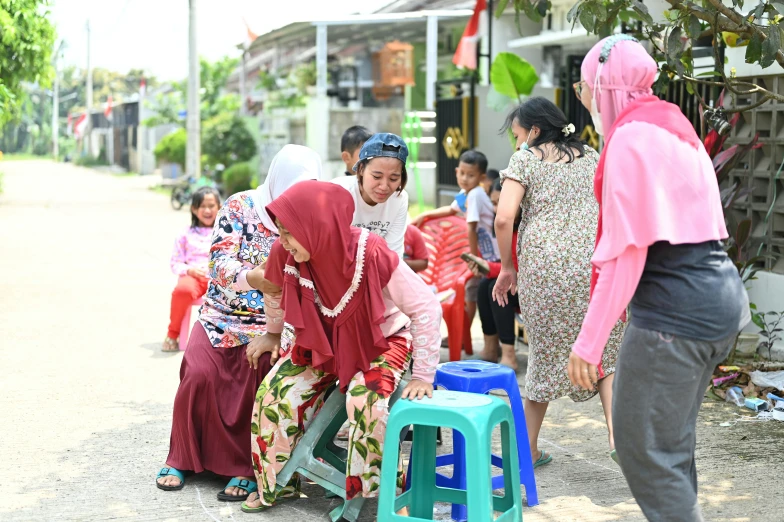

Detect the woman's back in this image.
[511,147,599,262]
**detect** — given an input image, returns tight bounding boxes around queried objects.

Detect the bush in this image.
[201,113,256,169]
[222,161,255,196]
[154,128,187,168]
[75,154,109,167]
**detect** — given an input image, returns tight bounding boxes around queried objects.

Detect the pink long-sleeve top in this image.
[572,120,722,365]
[170,226,213,276]
[265,263,442,384]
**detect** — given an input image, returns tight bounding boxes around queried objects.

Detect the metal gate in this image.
[562,55,598,149]
[435,77,477,205]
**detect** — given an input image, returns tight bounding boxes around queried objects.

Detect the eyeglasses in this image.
[573,81,586,101]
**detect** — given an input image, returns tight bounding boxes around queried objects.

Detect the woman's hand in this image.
[187,267,208,280]
[492,268,517,306]
[246,260,281,296]
[246,333,281,369]
[467,259,489,277]
[567,351,598,391]
[401,379,434,400]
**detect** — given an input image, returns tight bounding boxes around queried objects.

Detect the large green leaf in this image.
[490,52,539,101]
[760,26,782,68]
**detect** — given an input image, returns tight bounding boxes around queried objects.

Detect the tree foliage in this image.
[0,0,57,124]
[201,113,256,169]
[500,0,784,111]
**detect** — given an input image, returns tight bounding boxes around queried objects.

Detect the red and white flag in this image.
[453,0,487,70]
[139,77,146,98]
[73,112,88,139]
[104,95,113,121]
[243,18,258,49]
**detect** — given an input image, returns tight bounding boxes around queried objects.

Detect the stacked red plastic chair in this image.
[417,216,473,361]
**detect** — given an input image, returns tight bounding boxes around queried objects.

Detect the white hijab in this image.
[252,144,323,234]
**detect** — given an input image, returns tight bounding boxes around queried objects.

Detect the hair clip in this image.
[598,34,638,63]
[562,124,576,136]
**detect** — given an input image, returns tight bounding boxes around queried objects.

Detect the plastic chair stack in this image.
[417,216,473,361]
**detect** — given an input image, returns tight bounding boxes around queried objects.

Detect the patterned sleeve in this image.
[209,194,251,292]
[500,150,535,188]
[383,264,442,384]
[170,231,190,276]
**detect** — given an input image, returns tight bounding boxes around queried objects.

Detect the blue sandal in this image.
[217,477,258,502]
[156,467,185,491]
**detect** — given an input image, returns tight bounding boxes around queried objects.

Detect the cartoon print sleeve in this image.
[209,195,253,293]
[170,232,190,276]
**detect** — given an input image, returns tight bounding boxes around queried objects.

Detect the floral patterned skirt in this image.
[250,336,412,506]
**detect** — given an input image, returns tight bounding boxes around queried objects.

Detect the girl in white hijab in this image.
[156,144,322,502]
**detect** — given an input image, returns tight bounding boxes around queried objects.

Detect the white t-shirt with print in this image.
[331,175,408,258]
[451,186,500,262]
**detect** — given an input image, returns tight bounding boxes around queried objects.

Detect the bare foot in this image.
[480,335,500,362]
[223,476,255,497]
[244,491,263,508]
[499,343,518,372]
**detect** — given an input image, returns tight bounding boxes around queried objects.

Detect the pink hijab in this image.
[581,37,728,299]
[581,37,658,133]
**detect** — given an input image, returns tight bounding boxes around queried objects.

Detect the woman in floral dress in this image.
[493,97,624,468]
[239,181,441,513]
[156,145,322,501]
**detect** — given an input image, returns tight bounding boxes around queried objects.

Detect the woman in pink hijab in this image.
[571,36,749,521]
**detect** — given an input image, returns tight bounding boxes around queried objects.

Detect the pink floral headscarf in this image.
[581,37,658,133]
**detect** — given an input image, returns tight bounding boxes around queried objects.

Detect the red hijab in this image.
[264,181,399,390]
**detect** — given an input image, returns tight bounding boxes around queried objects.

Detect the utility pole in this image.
[52,40,65,160]
[186,0,201,178]
[85,19,93,157]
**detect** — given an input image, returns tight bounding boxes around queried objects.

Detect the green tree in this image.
[0,0,57,125]
[201,112,256,169]
[200,56,239,120]
[500,0,784,111]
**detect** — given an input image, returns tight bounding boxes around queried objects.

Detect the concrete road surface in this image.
[0,160,781,521]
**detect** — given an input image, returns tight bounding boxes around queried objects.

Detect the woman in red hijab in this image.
[240,181,442,512]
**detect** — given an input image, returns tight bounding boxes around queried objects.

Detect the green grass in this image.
[112,171,140,177]
[1,153,46,161]
[149,185,172,197]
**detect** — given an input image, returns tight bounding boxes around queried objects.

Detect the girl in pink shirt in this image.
[163,187,221,352]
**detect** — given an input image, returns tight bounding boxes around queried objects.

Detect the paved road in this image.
[0,160,780,521]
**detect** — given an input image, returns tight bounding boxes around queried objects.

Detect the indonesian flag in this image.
[104,95,113,121]
[73,112,88,139]
[139,77,146,98]
[453,0,487,70]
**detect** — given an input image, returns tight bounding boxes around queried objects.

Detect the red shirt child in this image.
[404,224,429,273]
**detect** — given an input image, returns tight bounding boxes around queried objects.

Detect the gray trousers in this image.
[613,324,734,522]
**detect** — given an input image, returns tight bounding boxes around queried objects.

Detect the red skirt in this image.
[166,322,273,477]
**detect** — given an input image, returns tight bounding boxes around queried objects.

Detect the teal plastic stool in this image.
[377,390,522,521]
[275,381,408,522]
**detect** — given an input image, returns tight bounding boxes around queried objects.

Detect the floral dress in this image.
[198,191,277,347]
[500,148,624,402]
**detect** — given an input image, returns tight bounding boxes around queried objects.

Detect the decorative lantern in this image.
[371,41,415,101]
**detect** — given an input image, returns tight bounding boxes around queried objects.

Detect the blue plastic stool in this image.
[378,390,522,521]
[406,361,538,520]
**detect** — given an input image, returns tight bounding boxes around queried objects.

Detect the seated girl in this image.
[240,181,442,512]
[163,186,221,352]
